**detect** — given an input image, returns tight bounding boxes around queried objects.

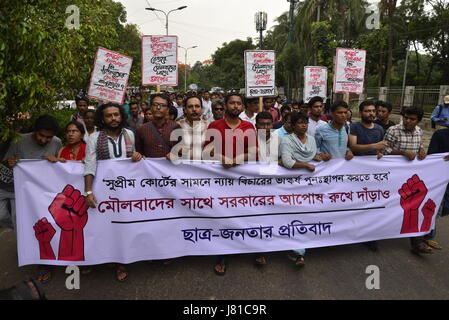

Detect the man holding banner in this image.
[383,106,431,254]
[205,92,257,275]
[84,102,143,281]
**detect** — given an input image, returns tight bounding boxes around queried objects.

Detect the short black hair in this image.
[85,109,95,117]
[224,92,244,105]
[212,99,225,109]
[75,96,89,106]
[375,100,393,113]
[34,115,59,134]
[280,105,291,114]
[284,111,294,121]
[308,96,324,109]
[255,111,273,123]
[94,102,128,130]
[331,100,349,113]
[65,120,85,135]
[183,95,203,109]
[403,106,424,121]
[358,100,376,112]
[290,112,309,126]
[149,93,172,108]
[129,101,139,108]
[169,106,178,119]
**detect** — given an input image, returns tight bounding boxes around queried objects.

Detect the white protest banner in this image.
[87,47,133,104]
[245,50,276,97]
[333,48,366,94]
[304,66,328,103]
[142,35,178,86]
[15,156,449,266]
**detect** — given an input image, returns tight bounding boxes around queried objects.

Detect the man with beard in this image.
[84,102,142,282]
[348,100,388,252]
[349,101,387,158]
[174,95,208,161]
[135,93,180,159]
[205,93,257,275]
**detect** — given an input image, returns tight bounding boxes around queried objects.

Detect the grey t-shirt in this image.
[350,122,384,156]
[3,133,62,190]
[3,133,62,161]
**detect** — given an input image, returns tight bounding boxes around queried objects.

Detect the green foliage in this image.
[211,38,256,90]
[0,0,142,142]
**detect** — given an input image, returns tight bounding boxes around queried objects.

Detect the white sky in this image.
[118,0,289,65]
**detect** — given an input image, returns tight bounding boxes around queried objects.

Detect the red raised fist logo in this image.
[47,185,89,261]
[420,199,436,232]
[33,218,56,260]
[398,175,436,234]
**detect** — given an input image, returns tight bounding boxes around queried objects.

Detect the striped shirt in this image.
[383,123,423,154]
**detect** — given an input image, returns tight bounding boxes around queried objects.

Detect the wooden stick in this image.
[259,96,263,113]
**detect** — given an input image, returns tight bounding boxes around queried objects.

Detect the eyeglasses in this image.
[151,102,168,108]
[214,108,224,111]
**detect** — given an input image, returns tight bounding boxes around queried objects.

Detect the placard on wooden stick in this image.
[142,35,178,87]
[87,47,133,104]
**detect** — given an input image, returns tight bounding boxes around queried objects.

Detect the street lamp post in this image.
[287,0,299,100]
[178,45,198,92]
[145,5,187,35]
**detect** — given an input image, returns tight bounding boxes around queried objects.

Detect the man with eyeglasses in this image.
[135,93,180,159]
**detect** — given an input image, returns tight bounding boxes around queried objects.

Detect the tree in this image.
[0,0,142,141]
[211,38,256,90]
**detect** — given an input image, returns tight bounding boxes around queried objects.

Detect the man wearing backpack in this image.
[431,95,449,129]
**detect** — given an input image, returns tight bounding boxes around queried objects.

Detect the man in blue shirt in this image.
[315,101,353,160]
[349,100,387,157]
[431,95,449,129]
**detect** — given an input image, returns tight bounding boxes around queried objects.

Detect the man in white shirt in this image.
[83,102,142,282]
[307,96,327,137]
[239,97,259,127]
[201,91,213,122]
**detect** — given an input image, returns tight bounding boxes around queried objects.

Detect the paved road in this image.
[1,216,449,300]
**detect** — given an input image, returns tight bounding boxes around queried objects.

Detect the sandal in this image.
[255,255,266,266]
[115,265,128,282]
[295,255,305,267]
[425,240,442,250]
[37,268,52,284]
[214,256,227,276]
[411,242,433,255]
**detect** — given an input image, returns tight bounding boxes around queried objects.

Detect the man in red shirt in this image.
[206,93,257,167]
[205,93,257,275]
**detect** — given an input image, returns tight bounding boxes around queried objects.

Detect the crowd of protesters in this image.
[1,89,449,283]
